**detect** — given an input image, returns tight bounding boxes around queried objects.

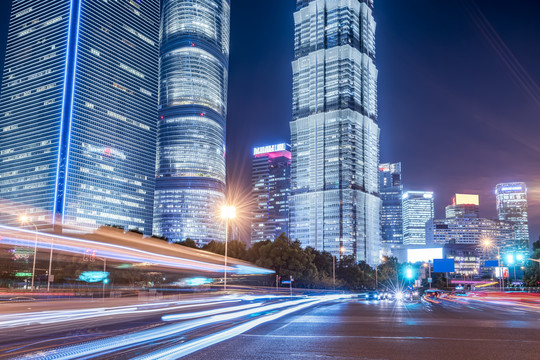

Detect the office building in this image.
[495,183,530,250]
[0,0,159,233]
[379,163,403,244]
[153,0,230,244]
[445,194,480,219]
[427,217,515,249]
[251,144,291,243]
[402,191,434,245]
[289,0,380,264]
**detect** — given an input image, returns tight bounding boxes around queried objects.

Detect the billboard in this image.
[433,258,455,273]
[454,194,479,206]
[407,248,443,263]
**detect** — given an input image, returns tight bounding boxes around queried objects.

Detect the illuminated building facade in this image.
[445,193,480,219]
[495,182,530,250]
[153,0,230,244]
[289,0,381,264]
[251,144,291,243]
[0,0,159,233]
[427,217,515,249]
[402,191,434,245]
[379,163,403,244]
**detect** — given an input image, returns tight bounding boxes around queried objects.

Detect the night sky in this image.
[0,1,539,240]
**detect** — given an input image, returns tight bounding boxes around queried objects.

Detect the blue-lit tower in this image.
[153,0,230,244]
[289,0,381,264]
[0,0,159,233]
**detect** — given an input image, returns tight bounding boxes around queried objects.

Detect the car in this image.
[367,291,379,300]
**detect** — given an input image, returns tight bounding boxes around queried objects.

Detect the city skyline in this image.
[0,1,539,241]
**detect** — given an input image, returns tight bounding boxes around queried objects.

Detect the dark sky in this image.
[1,1,539,240]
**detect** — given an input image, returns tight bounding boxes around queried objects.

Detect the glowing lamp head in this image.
[19,215,29,223]
[483,239,491,247]
[340,246,345,254]
[516,254,523,261]
[221,205,236,220]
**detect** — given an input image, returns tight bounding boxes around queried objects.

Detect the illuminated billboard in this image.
[407,248,443,263]
[454,194,479,206]
[253,143,290,156]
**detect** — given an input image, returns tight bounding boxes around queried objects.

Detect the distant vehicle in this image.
[367,291,379,300]
[424,289,444,299]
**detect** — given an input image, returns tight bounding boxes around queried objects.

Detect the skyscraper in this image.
[445,194,480,219]
[402,191,434,245]
[495,182,529,250]
[289,0,380,264]
[251,144,291,243]
[379,163,403,244]
[0,0,159,233]
[153,0,230,244]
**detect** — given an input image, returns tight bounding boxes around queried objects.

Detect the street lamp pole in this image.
[333,255,336,290]
[47,240,54,292]
[20,216,38,291]
[224,215,229,291]
[221,205,236,292]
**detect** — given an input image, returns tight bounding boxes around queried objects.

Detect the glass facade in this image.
[379,163,403,244]
[428,217,515,252]
[0,0,159,234]
[495,182,529,250]
[289,0,381,264]
[251,144,291,243]
[154,0,230,245]
[402,191,434,245]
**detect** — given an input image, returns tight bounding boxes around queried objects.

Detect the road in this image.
[0,293,539,359]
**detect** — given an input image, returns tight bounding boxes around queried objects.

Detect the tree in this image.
[178,238,199,249]
[202,240,225,255]
[247,234,318,287]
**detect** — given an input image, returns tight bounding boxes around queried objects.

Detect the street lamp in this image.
[221,205,236,291]
[19,215,38,291]
[483,239,503,291]
[333,246,345,290]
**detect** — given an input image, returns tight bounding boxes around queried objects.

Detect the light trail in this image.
[15,295,353,360]
[134,296,349,360]
[0,298,240,328]
[0,224,273,274]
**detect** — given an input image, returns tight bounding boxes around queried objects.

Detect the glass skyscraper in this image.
[495,182,529,250]
[289,0,381,264]
[402,191,434,245]
[379,163,403,244]
[0,0,159,234]
[153,0,230,245]
[251,144,291,243]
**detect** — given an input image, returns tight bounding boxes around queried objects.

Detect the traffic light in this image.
[405,267,413,280]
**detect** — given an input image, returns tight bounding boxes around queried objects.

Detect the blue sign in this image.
[78,271,109,283]
[433,259,455,273]
[281,280,291,284]
[484,260,499,267]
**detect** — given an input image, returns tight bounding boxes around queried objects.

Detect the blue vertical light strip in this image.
[53,0,82,225]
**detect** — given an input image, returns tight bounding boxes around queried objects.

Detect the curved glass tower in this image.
[154,0,230,244]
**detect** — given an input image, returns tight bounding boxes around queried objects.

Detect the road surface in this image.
[0,293,539,359]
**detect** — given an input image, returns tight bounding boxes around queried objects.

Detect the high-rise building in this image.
[251,144,291,243]
[289,0,380,264]
[445,194,480,219]
[379,163,403,244]
[402,191,434,245]
[495,182,529,250]
[0,0,159,233]
[153,0,230,245]
[427,217,515,249]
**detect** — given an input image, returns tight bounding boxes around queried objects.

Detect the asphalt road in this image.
[184,297,540,360]
[1,294,539,359]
